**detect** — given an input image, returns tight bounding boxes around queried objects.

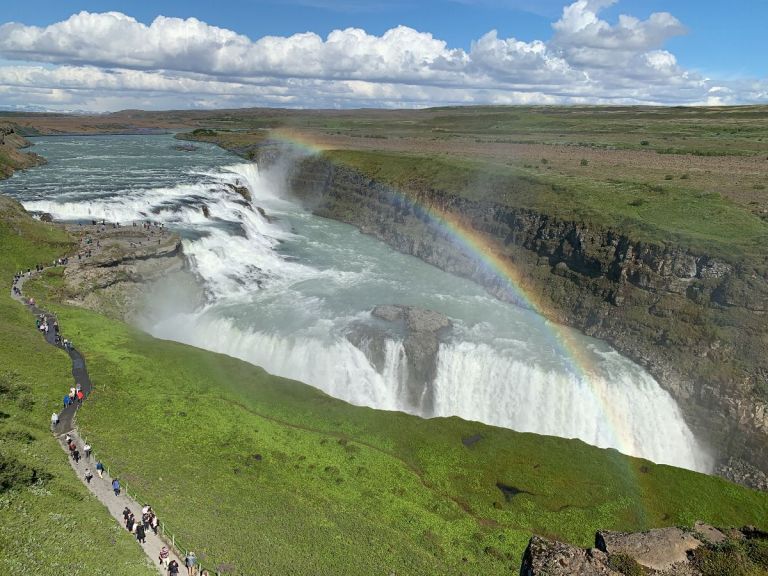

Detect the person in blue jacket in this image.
[112,478,120,496]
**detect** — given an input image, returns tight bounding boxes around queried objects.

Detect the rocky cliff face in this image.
[0,123,47,179]
[268,150,768,486]
[522,523,767,575]
[58,224,200,322]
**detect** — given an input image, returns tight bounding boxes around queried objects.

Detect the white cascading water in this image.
[7,137,712,473]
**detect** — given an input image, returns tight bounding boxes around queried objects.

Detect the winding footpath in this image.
[10,267,184,575]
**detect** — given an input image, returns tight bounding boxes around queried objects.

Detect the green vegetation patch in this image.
[0,197,155,575]
[21,267,767,575]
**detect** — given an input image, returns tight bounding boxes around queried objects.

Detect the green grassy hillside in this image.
[23,268,768,573]
[0,197,156,576]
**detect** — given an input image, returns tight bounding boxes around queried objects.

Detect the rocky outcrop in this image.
[61,224,201,321]
[715,457,768,491]
[522,524,766,576]
[274,152,768,485]
[595,528,702,571]
[521,536,619,576]
[224,182,252,203]
[347,305,451,414]
[0,123,47,179]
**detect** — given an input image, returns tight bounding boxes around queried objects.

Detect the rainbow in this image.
[265,128,652,472]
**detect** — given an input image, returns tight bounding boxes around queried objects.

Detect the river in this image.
[1,134,712,472]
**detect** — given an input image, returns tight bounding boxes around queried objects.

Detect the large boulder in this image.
[595,527,703,571]
[370,305,451,414]
[521,535,620,576]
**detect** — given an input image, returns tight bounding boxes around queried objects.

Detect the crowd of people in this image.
[14,224,219,576]
[122,504,161,544]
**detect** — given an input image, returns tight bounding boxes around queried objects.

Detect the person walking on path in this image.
[72,448,80,463]
[51,412,59,429]
[95,460,104,479]
[135,522,146,545]
[159,546,170,569]
[83,442,91,459]
[169,559,180,576]
[184,551,197,576]
[84,468,93,484]
[112,478,120,496]
[63,394,71,409]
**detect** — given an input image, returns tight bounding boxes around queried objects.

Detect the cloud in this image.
[0,2,761,111]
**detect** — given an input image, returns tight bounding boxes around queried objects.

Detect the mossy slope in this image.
[0,196,156,576]
[22,277,767,575]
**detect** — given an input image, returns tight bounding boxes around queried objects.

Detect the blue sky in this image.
[0,0,765,110]
[3,0,765,76]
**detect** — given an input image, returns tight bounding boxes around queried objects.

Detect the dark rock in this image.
[461,433,483,447]
[224,182,252,203]
[715,457,768,491]
[521,535,619,575]
[370,305,451,414]
[171,144,198,152]
[39,213,54,222]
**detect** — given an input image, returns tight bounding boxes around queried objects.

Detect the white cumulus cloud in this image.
[0,1,762,111]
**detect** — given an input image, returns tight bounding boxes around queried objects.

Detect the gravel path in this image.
[11,266,185,575]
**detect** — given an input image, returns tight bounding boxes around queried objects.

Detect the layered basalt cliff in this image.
[274,152,768,486]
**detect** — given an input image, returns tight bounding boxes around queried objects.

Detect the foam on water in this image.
[1,135,712,472]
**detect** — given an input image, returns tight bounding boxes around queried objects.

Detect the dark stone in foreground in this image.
[521,535,619,575]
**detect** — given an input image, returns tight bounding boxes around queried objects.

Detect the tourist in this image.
[159,546,170,569]
[169,559,180,575]
[184,551,197,575]
[76,389,84,405]
[112,478,120,496]
[63,394,71,409]
[65,433,72,445]
[84,468,93,484]
[83,442,91,459]
[123,507,131,523]
[72,448,80,463]
[51,411,59,428]
[135,522,146,544]
[95,460,104,479]
[150,513,159,535]
[127,514,135,532]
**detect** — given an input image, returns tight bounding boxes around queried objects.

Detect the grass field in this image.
[22,265,768,575]
[0,196,157,576]
[323,149,768,261]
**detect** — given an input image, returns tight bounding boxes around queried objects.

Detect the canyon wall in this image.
[279,152,768,487]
